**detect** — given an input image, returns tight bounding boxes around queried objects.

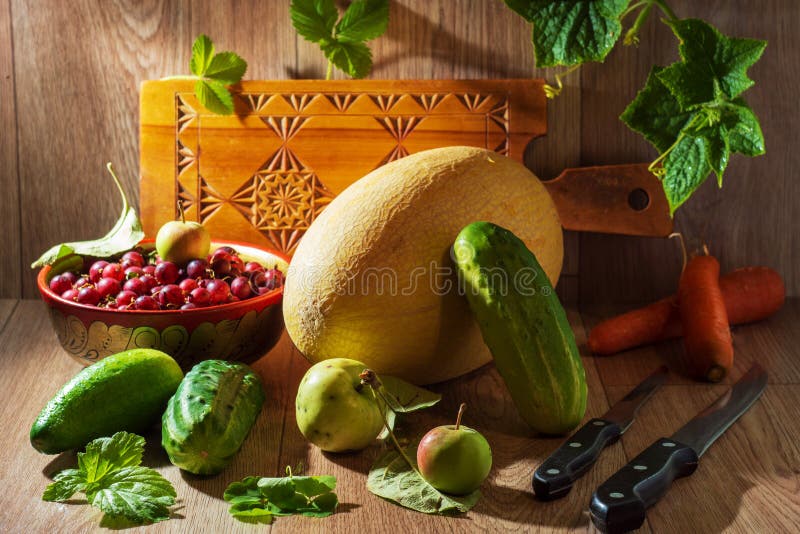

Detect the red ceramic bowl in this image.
[38,240,290,369]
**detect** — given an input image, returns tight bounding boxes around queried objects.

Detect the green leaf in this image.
[657,19,766,109]
[380,376,441,413]
[195,79,235,115]
[31,164,144,268]
[204,51,247,85]
[722,98,765,156]
[42,433,177,525]
[290,0,339,44]
[662,134,714,214]
[225,473,338,523]
[322,41,372,78]
[505,0,629,67]
[190,34,214,76]
[87,466,176,524]
[336,0,390,43]
[43,470,86,502]
[78,432,145,484]
[367,443,480,514]
[621,66,693,153]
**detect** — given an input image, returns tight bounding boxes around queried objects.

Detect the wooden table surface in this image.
[1,298,798,533]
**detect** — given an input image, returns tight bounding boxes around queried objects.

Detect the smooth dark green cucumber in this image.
[453,221,587,435]
[30,348,183,454]
[162,360,265,475]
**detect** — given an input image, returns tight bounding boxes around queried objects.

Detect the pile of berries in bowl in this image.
[38,240,290,368]
[48,246,284,311]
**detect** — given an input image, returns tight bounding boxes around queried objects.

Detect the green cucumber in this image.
[453,222,587,434]
[162,360,265,475]
[30,348,183,454]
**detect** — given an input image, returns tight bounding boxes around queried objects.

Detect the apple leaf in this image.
[377,375,440,440]
[367,441,480,514]
[31,164,144,269]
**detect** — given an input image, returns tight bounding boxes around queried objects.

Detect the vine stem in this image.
[621,0,649,20]
[652,0,679,22]
[325,60,333,80]
[543,63,581,99]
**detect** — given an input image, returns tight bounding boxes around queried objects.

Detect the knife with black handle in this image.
[590,363,768,533]
[533,366,668,500]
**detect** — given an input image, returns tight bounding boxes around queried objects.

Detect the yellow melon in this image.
[283,146,563,384]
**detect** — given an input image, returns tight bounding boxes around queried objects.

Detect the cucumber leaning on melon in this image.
[283,146,564,385]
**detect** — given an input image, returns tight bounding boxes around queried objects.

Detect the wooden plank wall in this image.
[0,0,795,304]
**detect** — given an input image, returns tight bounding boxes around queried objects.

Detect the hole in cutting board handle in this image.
[628,188,650,211]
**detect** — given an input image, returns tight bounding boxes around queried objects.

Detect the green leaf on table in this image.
[657,19,767,110]
[187,34,247,115]
[290,0,389,79]
[504,0,629,67]
[31,164,144,268]
[377,375,441,440]
[367,442,480,514]
[224,471,338,524]
[87,466,177,524]
[42,432,176,525]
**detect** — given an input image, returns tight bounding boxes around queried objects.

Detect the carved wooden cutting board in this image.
[140,79,671,255]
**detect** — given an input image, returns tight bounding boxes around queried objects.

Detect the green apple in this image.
[295,358,385,452]
[416,404,492,495]
[155,202,211,265]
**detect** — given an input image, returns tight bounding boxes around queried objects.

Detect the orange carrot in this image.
[587,267,784,356]
[678,255,733,382]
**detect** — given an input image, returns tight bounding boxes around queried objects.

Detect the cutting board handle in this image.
[543,163,673,237]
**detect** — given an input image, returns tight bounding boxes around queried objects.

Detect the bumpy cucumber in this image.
[162,360,265,475]
[453,222,587,434]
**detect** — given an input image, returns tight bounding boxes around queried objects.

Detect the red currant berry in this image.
[139,274,158,293]
[49,274,73,294]
[115,290,138,307]
[123,277,146,295]
[179,278,198,293]
[61,288,79,301]
[102,263,125,281]
[157,284,184,308]
[188,287,211,307]
[142,264,156,276]
[122,250,145,267]
[181,302,197,310]
[124,266,144,279]
[244,261,265,274]
[186,259,208,279]
[230,276,252,300]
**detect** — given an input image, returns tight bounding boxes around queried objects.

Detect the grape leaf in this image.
[367,442,480,514]
[31,164,144,268]
[657,19,767,110]
[504,0,629,67]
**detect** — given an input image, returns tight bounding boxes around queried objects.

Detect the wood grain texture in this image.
[578,0,799,303]
[0,0,20,298]
[12,0,190,297]
[0,300,797,532]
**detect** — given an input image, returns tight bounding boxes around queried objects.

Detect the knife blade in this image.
[532,365,668,500]
[589,363,768,534]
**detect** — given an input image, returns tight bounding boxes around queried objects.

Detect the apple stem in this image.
[455,403,467,430]
[177,199,186,224]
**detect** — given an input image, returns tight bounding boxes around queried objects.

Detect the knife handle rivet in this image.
[593,421,606,426]
[633,464,647,471]
[546,468,560,475]
[609,492,625,499]
[662,441,676,447]
[569,442,582,448]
